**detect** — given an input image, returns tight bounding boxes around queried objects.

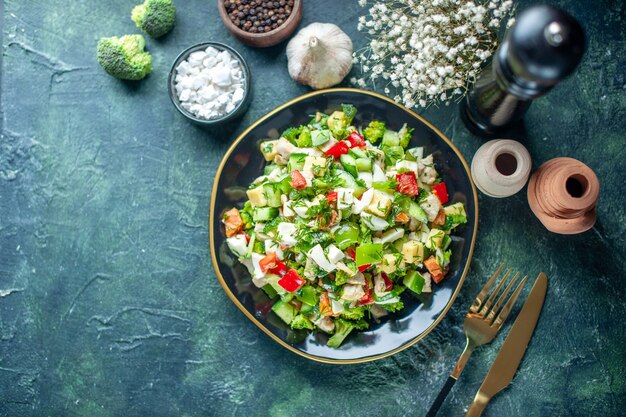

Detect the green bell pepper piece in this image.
[355,243,384,267]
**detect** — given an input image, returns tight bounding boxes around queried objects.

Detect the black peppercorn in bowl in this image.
[217,0,302,48]
[168,42,251,127]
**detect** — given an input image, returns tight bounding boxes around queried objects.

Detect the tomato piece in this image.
[347,131,366,148]
[269,260,287,277]
[394,212,410,224]
[290,170,307,190]
[424,255,445,283]
[259,252,278,273]
[396,172,420,197]
[223,208,244,237]
[324,141,350,158]
[278,269,306,293]
[381,273,394,292]
[432,182,449,204]
[319,291,333,316]
[325,191,338,203]
[432,209,446,226]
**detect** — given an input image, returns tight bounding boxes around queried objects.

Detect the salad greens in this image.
[222,104,467,348]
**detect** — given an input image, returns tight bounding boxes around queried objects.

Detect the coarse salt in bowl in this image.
[168,42,251,126]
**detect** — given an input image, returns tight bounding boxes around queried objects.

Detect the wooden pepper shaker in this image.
[527,157,600,234]
[471,139,532,198]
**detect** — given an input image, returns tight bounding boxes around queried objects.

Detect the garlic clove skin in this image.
[286,23,353,90]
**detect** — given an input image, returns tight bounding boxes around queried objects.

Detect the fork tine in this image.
[469,263,505,314]
[492,275,528,329]
[485,272,520,324]
[477,268,512,318]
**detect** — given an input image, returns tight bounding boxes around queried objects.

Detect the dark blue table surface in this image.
[1,1,625,416]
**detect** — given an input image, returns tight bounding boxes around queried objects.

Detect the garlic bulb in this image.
[286,23,353,90]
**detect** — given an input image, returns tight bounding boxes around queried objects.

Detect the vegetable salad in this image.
[222,104,467,348]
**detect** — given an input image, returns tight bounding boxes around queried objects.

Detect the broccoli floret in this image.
[295,127,312,147]
[240,211,254,230]
[364,120,386,143]
[282,126,304,145]
[97,35,153,80]
[334,269,350,286]
[326,111,350,139]
[341,104,358,123]
[327,318,369,348]
[398,123,414,148]
[291,314,315,330]
[131,0,176,38]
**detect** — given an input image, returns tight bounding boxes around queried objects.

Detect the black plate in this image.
[209,89,478,364]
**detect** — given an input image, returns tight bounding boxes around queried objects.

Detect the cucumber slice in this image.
[335,170,366,198]
[253,207,279,222]
[349,147,367,159]
[288,153,307,172]
[264,165,280,175]
[340,154,358,177]
[311,130,331,146]
[271,300,297,324]
[356,158,372,172]
[383,145,405,166]
[382,130,400,147]
[403,270,426,294]
[398,198,428,224]
[263,183,283,208]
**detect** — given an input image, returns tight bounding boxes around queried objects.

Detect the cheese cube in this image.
[401,241,425,264]
[303,156,327,177]
[425,228,445,249]
[379,254,398,274]
[246,186,267,207]
[260,140,279,162]
[365,191,392,217]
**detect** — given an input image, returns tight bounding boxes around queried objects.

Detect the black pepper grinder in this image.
[461,5,586,137]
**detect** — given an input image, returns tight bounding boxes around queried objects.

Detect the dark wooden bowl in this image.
[217,0,303,48]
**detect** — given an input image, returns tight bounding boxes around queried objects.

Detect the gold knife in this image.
[465,272,548,417]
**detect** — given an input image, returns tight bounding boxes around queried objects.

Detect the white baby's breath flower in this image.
[355,0,514,108]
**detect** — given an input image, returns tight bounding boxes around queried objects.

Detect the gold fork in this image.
[425,264,528,417]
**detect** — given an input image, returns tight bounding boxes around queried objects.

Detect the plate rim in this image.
[209,88,479,364]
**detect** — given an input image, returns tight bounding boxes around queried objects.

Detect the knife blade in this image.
[465,272,548,417]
